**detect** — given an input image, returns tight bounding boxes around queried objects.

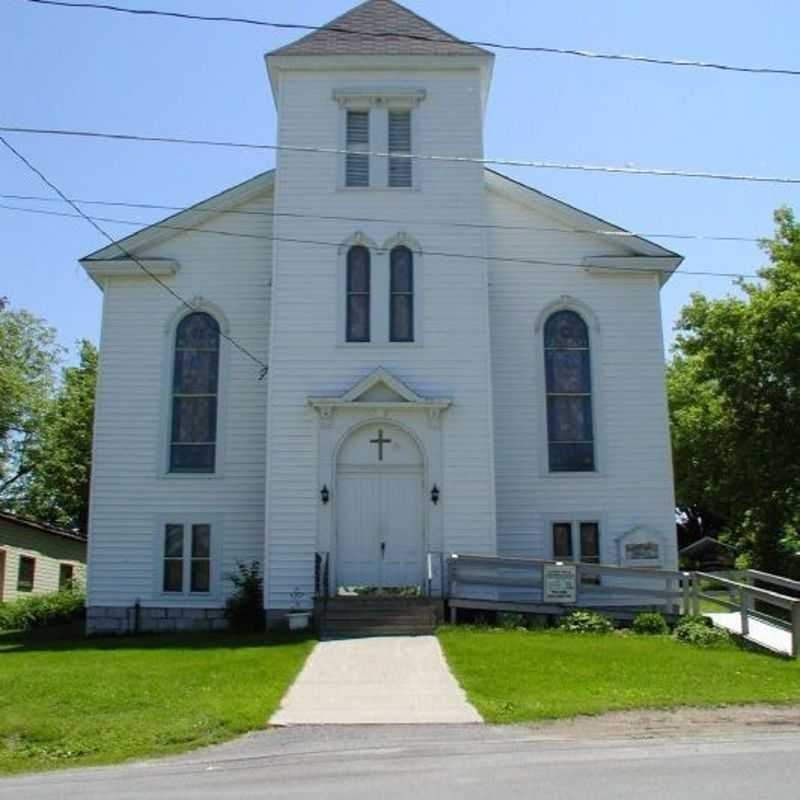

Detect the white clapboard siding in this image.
[486,186,677,568]
[86,192,273,607]
[266,67,498,608]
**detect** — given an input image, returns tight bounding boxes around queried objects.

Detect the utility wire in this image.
[0,200,761,280]
[0,191,765,244]
[23,0,800,78]
[0,137,269,378]
[2,125,799,186]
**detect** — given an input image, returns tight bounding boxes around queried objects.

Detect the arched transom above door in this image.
[337,422,423,469]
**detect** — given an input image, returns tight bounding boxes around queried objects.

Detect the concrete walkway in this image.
[270,635,482,725]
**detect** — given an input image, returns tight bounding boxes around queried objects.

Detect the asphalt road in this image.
[2,724,798,799]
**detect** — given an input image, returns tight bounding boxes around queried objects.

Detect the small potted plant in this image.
[287,587,312,631]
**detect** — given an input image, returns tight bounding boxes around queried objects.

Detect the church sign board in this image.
[543,564,577,604]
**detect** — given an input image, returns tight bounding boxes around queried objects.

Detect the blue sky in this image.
[2,0,798,363]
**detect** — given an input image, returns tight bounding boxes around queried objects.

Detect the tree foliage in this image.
[17,340,97,531]
[668,207,800,574]
[0,299,97,532]
[0,299,63,497]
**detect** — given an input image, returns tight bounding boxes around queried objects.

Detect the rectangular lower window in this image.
[17,556,35,592]
[59,563,75,590]
[552,522,573,560]
[551,521,601,583]
[162,522,213,595]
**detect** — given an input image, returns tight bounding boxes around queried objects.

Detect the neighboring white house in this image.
[80,0,681,634]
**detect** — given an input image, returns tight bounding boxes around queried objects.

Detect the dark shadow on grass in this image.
[0,625,316,654]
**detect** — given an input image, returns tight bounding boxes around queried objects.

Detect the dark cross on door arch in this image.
[370,428,392,461]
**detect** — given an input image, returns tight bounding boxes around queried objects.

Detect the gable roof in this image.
[0,511,86,543]
[484,168,683,282]
[79,170,275,281]
[269,0,489,57]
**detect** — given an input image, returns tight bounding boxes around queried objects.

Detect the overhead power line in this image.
[0,191,764,244]
[0,137,269,379]
[2,125,800,186]
[0,200,761,280]
[24,0,800,78]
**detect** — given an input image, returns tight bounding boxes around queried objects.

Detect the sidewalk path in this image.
[269,635,482,725]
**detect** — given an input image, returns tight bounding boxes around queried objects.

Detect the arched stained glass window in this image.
[544,310,595,472]
[346,245,370,342]
[170,312,220,473]
[389,246,414,342]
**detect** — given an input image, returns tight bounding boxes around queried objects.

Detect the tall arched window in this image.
[346,245,370,342]
[544,310,594,472]
[389,245,414,342]
[170,312,220,473]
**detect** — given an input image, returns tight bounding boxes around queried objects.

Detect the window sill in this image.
[336,341,423,349]
[540,471,605,480]
[159,472,225,480]
[336,185,420,193]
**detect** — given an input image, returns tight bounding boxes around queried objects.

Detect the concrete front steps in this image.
[318,597,441,639]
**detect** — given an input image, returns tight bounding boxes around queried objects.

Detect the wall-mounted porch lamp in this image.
[320,485,330,505]
[430,484,440,505]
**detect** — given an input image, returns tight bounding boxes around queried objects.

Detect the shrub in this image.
[674,615,731,647]
[560,610,614,634]
[224,561,265,631]
[632,612,669,635]
[0,587,85,631]
[497,612,526,629]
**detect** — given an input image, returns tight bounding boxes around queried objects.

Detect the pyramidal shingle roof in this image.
[269,0,490,57]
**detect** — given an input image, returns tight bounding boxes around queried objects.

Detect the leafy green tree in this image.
[0,299,63,498]
[669,207,800,575]
[17,340,97,531]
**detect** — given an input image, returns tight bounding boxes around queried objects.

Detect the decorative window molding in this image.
[337,233,424,346]
[334,88,424,190]
[169,312,220,473]
[389,245,414,342]
[160,299,228,479]
[535,297,603,476]
[332,88,426,109]
[544,309,595,472]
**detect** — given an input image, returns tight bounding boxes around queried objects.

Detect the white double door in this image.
[336,469,424,589]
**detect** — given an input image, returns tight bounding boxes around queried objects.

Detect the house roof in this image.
[80,170,275,277]
[78,167,682,283]
[679,536,737,557]
[269,0,489,57]
[0,511,87,544]
[485,168,683,282]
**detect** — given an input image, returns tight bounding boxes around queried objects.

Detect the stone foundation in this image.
[86,606,229,635]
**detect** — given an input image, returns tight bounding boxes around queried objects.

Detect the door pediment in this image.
[309,368,451,419]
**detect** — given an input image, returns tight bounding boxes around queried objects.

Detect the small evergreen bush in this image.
[224,561,265,631]
[674,615,731,647]
[0,587,85,631]
[560,610,614,634]
[632,612,669,635]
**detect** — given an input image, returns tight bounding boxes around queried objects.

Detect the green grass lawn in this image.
[0,627,314,775]
[438,626,800,724]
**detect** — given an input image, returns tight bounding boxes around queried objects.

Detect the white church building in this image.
[81,0,681,634]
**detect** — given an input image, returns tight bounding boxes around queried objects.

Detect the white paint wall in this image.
[86,193,272,608]
[486,186,677,568]
[266,65,498,609]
